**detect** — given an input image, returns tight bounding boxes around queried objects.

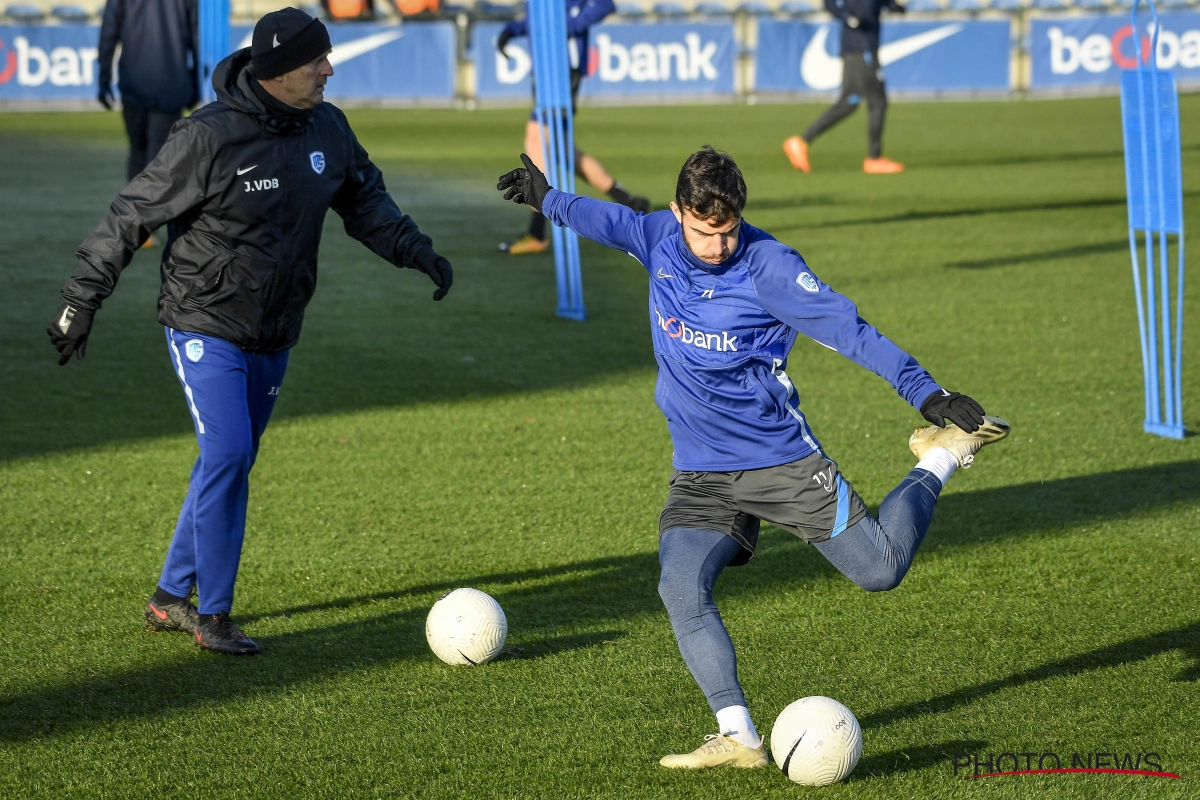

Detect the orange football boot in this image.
[782,136,811,173]
[863,157,904,174]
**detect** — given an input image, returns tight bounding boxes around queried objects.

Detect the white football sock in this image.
[916,446,958,486]
[716,705,762,748]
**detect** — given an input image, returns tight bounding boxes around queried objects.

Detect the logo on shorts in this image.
[797,272,820,293]
[813,467,835,493]
[185,339,204,362]
[309,151,325,174]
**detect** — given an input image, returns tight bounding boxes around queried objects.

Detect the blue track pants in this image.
[658,467,942,713]
[158,328,289,615]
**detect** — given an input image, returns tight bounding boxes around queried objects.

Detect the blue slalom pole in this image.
[1122,0,1185,438]
[198,0,230,105]
[528,0,586,321]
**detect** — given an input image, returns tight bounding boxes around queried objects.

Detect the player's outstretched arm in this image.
[50,120,209,365]
[748,248,987,431]
[497,154,663,266]
[332,128,451,301]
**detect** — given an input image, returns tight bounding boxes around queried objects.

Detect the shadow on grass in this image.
[852,740,989,781]
[946,240,1129,270]
[3,460,1199,742]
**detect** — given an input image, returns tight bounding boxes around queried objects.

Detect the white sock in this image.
[916,446,958,487]
[716,705,762,748]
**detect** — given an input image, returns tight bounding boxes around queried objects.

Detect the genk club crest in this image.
[309,151,325,175]
[185,339,204,362]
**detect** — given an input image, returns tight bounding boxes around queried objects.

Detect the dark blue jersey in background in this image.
[99,0,199,112]
[503,0,616,71]
[541,189,942,471]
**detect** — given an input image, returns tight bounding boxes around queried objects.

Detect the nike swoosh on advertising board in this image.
[800,23,964,91]
[234,30,405,66]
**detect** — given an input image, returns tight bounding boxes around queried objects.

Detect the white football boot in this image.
[659,734,769,769]
[909,415,1011,468]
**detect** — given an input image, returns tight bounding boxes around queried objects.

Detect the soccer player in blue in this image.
[495,0,650,254]
[498,147,1009,768]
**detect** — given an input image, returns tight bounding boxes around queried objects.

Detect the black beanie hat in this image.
[251,8,332,80]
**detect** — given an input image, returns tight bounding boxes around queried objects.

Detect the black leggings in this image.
[803,51,888,159]
[122,101,181,181]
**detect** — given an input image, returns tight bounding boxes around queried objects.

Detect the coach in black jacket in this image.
[782,0,906,174]
[49,8,453,655]
[98,0,201,183]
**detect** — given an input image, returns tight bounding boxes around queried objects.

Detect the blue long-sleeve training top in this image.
[541,189,943,471]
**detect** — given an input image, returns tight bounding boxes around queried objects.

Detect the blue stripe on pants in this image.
[159,328,288,615]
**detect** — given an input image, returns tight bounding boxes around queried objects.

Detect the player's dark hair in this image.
[675,146,746,225]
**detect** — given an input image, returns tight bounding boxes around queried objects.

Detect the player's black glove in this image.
[846,14,861,27]
[408,244,453,301]
[47,302,94,365]
[98,83,114,110]
[920,389,986,433]
[497,28,514,56]
[497,153,551,213]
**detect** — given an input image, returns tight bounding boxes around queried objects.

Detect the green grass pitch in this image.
[1,97,1198,799]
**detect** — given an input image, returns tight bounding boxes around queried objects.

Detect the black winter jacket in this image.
[98,0,200,112]
[62,49,434,353]
[824,0,903,55]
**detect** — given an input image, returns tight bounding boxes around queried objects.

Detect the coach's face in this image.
[671,202,740,265]
[267,52,334,109]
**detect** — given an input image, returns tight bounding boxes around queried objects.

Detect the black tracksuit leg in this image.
[802,50,889,159]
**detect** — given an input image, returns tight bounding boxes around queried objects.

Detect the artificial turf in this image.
[1,97,1198,799]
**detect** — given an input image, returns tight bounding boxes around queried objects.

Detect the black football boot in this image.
[145,588,200,634]
[194,612,260,655]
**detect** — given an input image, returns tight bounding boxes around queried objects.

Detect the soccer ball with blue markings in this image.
[425,588,507,666]
[770,696,862,785]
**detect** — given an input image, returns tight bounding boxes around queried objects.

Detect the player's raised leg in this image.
[657,527,768,770]
[814,417,1010,590]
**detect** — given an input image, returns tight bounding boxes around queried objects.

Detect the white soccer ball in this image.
[425,588,508,666]
[770,696,863,786]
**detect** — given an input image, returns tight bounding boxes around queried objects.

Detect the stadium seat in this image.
[1073,0,1108,8]
[1159,0,1190,8]
[1030,0,1067,8]
[779,0,815,12]
[615,2,647,17]
[903,0,941,10]
[947,0,982,9]
[51,4,91,21]
[472,0,516,18]
[5,3,46,21]
[441,2,470,14]
[695,1,732,14]
[653,1,688,16]
[736,1,772,13]
[988,0,1023,8]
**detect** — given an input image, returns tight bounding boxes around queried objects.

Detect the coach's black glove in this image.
[408,245,453,301]
[497,153,551,213]
[98,83,114,110]
[497,28,514,56]
[47,303,94,365]
[921,389,985,433]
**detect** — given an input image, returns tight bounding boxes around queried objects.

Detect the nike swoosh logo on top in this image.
[800,23,964,91]
[236,165,257,175]
[657,268,676,279]
[57,307,73,333]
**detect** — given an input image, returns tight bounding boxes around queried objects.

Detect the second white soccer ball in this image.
[770,696,863,786]
[425,588,508,666]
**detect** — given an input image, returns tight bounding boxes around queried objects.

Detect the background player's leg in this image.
[121,100,150,182]
[658,527,758,742]
[802,90,860,147]
[146,110,182,168]
[813,468,942,592]
[866,88,887,160]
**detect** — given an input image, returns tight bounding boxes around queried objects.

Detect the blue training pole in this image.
[528,0,586,321]
[1121,0,1186,438]
[198,0,231,105]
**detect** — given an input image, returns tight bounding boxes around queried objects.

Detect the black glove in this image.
[98,84,114,110]
[409,245,453,301]
[921,389,985,433]
[47,303,94,365]
[497,28,514,56]
[497,153,551,212]
[846,14,861,27]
